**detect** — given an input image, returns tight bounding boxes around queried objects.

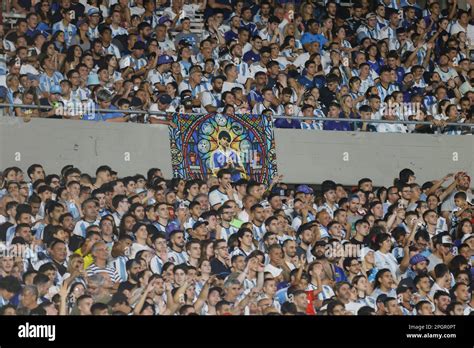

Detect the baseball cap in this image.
[132,41,147,50]
[26,73,40,82]
[434,233,453,246]
[296,185,313,195]
[376,294,388,303]
[158,94,172,105]
[366,12,376,19]
[181,96,192,107]
[193,219,209,230]
[135,188,147,195]
[50,85,62,95]
[396,284,412,295]
[87,8,100,16]
[158,16,172,25]
[76,19,88,27]
[461,234,473,243]
[359,247,373,261]
[157,55,174,65]
[409,253,429,266]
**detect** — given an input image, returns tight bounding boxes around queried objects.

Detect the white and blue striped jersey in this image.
[178,80,211,97]
[150,255,165,275]
[252,223,266,243]
[52,21,77,47]
[72,219,100,238]
[220,225,239,242]
[39,72,64,94]
[376,82,399,102]
[110,25,128,38]
[108,255,129,282]
[167,248,188,265]
[120,55,147,71]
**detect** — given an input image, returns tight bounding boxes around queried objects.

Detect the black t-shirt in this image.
[53,260,67,276]
[39,98,63,119]
[349,237,367,246]
[320,87,337,108]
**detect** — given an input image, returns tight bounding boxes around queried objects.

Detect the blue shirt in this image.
[300,33,328,52]
[83,104,122,121]
[323,120,352,131]
[298,75,318,89]
[243,50,260,64]
[224,30,239,43]
[274,118,301,129]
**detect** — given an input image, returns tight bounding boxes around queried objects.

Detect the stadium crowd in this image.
[0,164,472,316]
[0,0,473,134]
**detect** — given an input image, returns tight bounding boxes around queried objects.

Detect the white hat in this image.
[119,56,132,70]
[359,247,374,261]
[461,234,473,244]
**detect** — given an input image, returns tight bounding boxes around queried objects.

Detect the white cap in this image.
[461,234,473,243]
[359,247,374,261]
[119,56,132,70]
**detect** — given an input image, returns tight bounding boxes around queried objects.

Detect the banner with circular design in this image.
[169,113,278,184]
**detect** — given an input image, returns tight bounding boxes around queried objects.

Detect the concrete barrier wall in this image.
[0,118,174,178]
[274,129,474,187]
[1,118,473,188]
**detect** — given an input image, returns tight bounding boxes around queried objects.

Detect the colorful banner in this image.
[169,113,278,184]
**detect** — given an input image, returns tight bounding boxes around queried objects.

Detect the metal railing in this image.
[0,102,472,130]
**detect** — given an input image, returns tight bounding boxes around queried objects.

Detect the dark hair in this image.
[327,300,344,315]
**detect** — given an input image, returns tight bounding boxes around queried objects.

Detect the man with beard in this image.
[347,195,364,225]
[265,216,289,244]
[200,75,224,113]
[167,230,188,265]
[335,281,364,315]
[250,204,266,243]
[427,233,454,274]
[296,223,314,259]
[433,291,451,315]
[147,55,174,93]
[402,253,430,283]
[282,239,297,271]
[217,204,238,242]
[119,259,141,291]
[311,240,328,263]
